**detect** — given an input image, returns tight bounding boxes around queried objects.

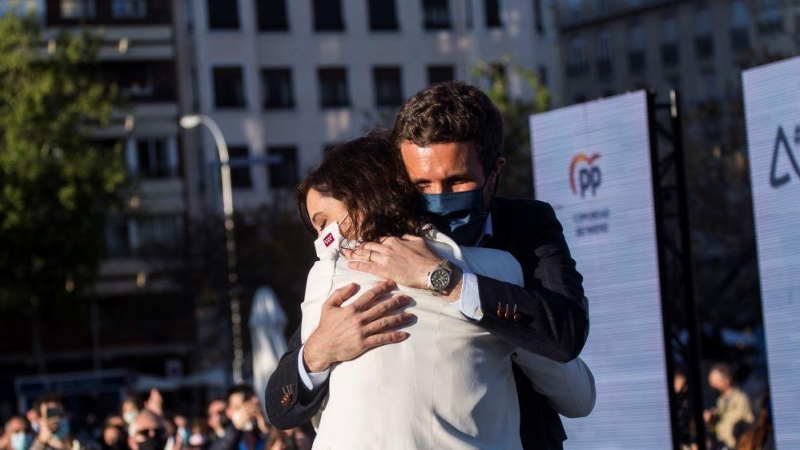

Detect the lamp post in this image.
[180,114,244,384]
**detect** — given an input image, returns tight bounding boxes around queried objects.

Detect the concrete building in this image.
[178,0,560,210]
[552,0,800,106]
[0,0,199,404]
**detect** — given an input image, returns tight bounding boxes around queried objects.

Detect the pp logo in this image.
[322,233,335,247]
[770,125,800,189]
[570,153,602,198]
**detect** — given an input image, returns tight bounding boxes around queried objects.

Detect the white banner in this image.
[743,56,800,449]
[530,91,671,448]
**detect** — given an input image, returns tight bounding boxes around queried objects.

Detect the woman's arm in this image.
[511,350,596,419]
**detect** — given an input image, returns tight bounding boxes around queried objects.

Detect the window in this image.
[213,67,246,109]
[596,30,613,80]
[207,0,239,29]
[533,0,543,34]
[464,0,473,28]
[61,0,95,19]
[484,0,501,28]
[702,69,716,99]
[758,0,782,33]
[695,6,714,59]
[261,68,294,109]
[318,68,350,108]
[131,138,179,179]
[256,0,288,31]
[112,0,146,18]
[133,215,184,257]
[567,37,588,77]
[228,146,252,189]
[661,15,679,67]
[314,0,344,31]
[628,22,646,74]
[369,0,398,31]
[427,65,455,85]
[730,0,750,49]
[267,146,299,189]
[104,216,131,258]
[537,65,548,86]
[422,0,450,30]
[373,67,403,107]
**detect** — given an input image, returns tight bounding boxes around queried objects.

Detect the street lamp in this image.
[180,114,244,384]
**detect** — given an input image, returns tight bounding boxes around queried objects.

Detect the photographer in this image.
[209,386,269,450]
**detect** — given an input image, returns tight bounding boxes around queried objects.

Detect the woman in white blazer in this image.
[296,135,595,450]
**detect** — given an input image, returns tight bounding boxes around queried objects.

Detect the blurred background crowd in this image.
[0,387,312,450]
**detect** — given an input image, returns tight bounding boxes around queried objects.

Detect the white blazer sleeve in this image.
[511,350,596,419]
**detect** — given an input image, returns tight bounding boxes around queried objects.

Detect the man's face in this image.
[207,401,225,430]
[225,393,245,420]
[129,414,166,450]
[5,417,24,434]
[708,370,730,392]
[399,141,504,210]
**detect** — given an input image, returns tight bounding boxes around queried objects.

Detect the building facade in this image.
[553,0,800,106]
[178,0,560,211]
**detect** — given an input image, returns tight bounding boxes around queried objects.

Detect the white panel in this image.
[530,91,671,448]
[742,55,800,449]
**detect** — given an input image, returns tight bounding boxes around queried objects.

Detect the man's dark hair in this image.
[226,385,255,403]
[391,81,503,174]
[33,393,64,414]
[710,362,734,382]
[298,134,433,243]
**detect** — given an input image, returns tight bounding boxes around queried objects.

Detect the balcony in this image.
[628,50,646,74]
[694,35,714,60]
[45,0,172,26]
[557,0,683,31]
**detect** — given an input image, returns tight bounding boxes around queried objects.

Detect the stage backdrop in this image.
[743,56,800,448]
[530,91,671,448]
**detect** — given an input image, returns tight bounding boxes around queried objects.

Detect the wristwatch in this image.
[427,259,455,295]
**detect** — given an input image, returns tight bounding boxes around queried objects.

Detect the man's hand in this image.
[343,236,462,301]
[303,280,414,373]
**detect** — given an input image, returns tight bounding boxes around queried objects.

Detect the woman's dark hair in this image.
[297,133,432,242]
[392,81,503,175]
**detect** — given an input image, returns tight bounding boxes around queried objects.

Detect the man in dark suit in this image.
[265,82,589,449]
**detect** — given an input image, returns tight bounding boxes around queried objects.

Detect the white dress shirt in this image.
[299,229,595,450]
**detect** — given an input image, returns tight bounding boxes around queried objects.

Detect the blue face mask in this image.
[55,418,70,441]
[11,432,32,450]
[424,187,489,245]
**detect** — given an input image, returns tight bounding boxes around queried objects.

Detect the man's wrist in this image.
[302,337,331,373]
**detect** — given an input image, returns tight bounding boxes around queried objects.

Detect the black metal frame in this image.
[647,90,706,450]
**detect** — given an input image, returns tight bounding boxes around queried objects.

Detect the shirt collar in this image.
[475,213,493,247]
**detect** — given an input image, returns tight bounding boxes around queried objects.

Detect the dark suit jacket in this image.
[265,198,589,449]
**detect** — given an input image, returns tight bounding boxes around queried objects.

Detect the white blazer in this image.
[301,229,595,450]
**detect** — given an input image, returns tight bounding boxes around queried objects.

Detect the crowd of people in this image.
[0,386,312,450]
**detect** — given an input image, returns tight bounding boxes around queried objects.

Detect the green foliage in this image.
[0,15,124,312]
[471,55,551,198]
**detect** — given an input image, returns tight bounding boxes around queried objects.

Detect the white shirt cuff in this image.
[297,344,331,391]
[453,271,483,320]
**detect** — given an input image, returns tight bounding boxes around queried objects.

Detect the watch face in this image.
[430,268,451,291]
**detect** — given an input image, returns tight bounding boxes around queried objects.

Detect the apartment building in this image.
[553,0,800,106]
[0,0,198,395]
[178,0,560,210]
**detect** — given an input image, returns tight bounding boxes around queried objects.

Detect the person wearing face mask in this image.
[127,411,168,450]
[29,394,75,450]
[120,398,141,429]
[266,83,590,449]
[209,386,270,450]
[1,416,32,450]
[266,136,595,449]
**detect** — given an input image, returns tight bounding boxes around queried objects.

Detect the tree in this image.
[0,15,123,370]
[471,56,551,198]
